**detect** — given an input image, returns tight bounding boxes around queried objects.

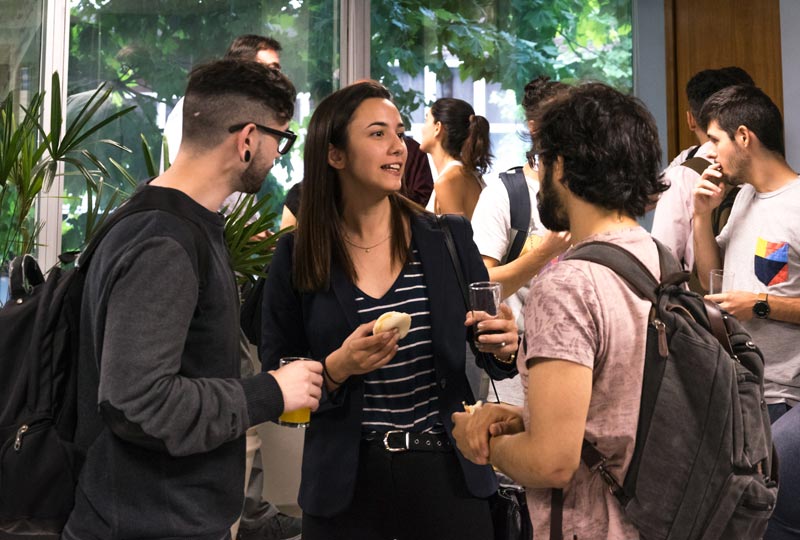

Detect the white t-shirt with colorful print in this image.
[718,177,800,406]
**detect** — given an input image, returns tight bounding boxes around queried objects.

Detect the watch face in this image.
[753,301,770,319]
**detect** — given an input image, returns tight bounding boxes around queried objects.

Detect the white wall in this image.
[781,0,800,171]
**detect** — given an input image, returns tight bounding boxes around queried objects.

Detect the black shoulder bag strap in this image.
[437,215,506,404]
[681,155,712,177]
[499,166,532,263]
[437,215,469,309]
[77,187,210,287]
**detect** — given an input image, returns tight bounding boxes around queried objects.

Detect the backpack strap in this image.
[8,254,44,299]
[712,186,740,236]
[499,166,531,263]
[76,186,210,287]
[681,156,712,176]
[563,241,661,303]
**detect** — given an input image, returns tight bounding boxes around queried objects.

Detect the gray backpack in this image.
[551,239,778,540]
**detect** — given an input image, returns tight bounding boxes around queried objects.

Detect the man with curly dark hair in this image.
[452,82,667,539]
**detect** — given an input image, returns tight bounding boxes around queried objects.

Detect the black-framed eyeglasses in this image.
[526,150,540,170]
[228,123,296,155]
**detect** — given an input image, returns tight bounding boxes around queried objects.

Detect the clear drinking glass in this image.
[468,281,503,348]
[709,269,731,295]
[277,357,312,428]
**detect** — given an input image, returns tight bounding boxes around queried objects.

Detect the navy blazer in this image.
[260,212,516,517]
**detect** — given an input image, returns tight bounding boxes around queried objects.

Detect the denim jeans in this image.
[764,404,800,540]
[768,402,792,424]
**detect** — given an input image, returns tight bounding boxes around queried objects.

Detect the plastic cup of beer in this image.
[277,357,312,428]
[709,269,731,295]
[468,281,503,348]
[520,225,544,256]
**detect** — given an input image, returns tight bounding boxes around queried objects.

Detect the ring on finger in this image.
[500,341,506,347]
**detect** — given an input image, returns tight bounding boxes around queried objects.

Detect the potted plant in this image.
[0,72,133,304]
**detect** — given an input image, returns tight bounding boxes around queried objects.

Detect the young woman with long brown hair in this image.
[260,81,518,540]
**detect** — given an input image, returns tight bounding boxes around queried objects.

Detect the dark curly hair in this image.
[700,84,784,157]
[535,83,666,218]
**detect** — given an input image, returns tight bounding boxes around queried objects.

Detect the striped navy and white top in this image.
[356,246,442,434]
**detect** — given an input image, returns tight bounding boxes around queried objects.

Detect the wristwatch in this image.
[753,293,770,319]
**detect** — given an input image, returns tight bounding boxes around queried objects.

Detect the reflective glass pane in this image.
[371,0,633,177]
[0,0,44,303]
[64,0,339,251]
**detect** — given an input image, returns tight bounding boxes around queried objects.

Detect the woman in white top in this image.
[420,98,492,218]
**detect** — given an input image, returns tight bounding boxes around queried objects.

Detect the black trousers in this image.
[302,440,493,540]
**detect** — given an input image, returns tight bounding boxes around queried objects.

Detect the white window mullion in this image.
[37,0,70,269]
[340,0,370,86]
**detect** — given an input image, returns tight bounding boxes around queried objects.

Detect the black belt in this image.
[362,430,452,453]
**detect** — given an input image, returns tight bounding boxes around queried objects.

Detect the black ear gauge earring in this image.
[244,150,251,162]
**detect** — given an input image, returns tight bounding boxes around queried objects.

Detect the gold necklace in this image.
[343,233,392,253]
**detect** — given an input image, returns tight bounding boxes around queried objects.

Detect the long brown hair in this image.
[294,81,420,292]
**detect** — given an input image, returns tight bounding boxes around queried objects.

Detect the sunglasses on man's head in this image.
[228,123,296,155]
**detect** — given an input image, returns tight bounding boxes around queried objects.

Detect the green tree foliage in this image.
[371,0,632,120]
[64,0,631,245]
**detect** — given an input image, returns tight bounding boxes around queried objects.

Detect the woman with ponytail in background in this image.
[420,98,492,218]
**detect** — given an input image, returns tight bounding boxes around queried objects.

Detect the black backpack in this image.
[0,187,208,538]
[499,166,532,263]
[551,239,778,540]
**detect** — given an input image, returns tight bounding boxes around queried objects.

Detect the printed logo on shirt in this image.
[754,238,789,287]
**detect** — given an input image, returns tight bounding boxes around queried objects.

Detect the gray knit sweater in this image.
[63,185,283,540]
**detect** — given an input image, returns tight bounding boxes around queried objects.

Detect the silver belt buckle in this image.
[383,430,409,452]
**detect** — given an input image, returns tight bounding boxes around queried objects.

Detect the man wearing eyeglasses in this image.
[63,59,322,540]
[163,35,304,540]
[163,35,285,214]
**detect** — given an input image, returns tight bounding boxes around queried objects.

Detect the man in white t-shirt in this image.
[652,67,753,272]
[693,84,800,424]
[693,83,800,539]
[471,76,570,405]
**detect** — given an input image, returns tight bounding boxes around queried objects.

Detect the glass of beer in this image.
[520,224,544,257]
[277,357,312,428]
[468,281,503,348]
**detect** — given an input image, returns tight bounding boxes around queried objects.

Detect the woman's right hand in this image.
[325,321,400,384]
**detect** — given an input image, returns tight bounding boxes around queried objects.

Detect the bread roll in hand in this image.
[373,311,412,339]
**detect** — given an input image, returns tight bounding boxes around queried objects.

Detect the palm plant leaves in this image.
[1,71,135,263]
